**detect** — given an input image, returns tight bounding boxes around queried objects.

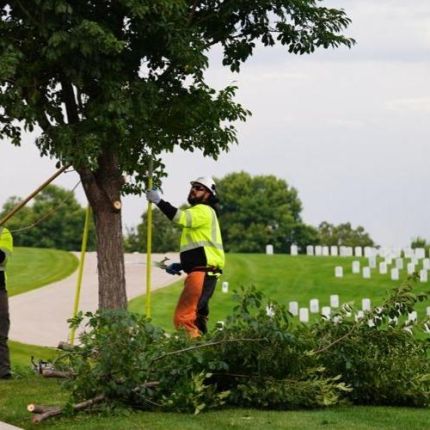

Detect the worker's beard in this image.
[188,193,205,205]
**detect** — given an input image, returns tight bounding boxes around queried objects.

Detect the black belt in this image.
[188,266,223,274]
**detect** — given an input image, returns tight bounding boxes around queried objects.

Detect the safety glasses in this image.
[191,184,206,192]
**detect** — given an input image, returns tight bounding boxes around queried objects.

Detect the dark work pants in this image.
[173,272,217,337]
[0,289,11,377]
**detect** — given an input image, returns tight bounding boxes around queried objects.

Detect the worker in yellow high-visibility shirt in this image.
[146,176,224,337]
[0,226,13,379]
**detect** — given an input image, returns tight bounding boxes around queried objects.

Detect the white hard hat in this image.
[190,176,217,196]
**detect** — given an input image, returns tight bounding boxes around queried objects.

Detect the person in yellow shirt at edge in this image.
[146,176,224,337]
[0,226,13,379]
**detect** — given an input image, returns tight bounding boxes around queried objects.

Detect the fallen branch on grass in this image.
[27,394,105,424]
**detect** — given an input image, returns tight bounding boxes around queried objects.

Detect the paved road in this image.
[9,252,181,347]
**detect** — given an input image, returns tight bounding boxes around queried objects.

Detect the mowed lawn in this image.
[2,250,430,429]
[7,247,78,296]
[130,253,430,330]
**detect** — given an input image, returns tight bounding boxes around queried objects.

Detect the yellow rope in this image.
[145,157,153,318]
[69,205,91,345]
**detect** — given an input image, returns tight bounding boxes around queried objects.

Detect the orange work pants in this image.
[174,271,217,337]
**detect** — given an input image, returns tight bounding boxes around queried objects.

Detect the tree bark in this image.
[78,149,127,309]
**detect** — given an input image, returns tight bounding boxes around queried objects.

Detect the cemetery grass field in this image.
[7,247,78,296]
[1,251,430,428]
[129,253,430,330]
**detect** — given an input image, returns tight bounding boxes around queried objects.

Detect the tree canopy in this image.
[317,221,375,247]
[0,1,354,308]
[216,171,318,252]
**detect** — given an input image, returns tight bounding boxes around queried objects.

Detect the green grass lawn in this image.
[1,373,430,429]
[2,251,430,429]
[130,254,430,330]
[7,247,78,296]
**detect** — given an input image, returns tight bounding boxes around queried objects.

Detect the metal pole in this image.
[69,205,91,345]
[145,156,153,318]
[0,165,69,226]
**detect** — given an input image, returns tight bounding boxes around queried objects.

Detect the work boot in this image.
[0,372,12,380]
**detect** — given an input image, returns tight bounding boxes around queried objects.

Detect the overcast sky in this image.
[1,0,430,248]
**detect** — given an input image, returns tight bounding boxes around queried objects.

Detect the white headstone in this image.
[354,246,363,257]
[299,307,309,323]
[390,268,399,280]
[330,294,339,308]
[415,248,426,259]
[315,245,322,256]
[216,321,225,330]
[364,247,376,258]
[362,298,371,311]
[420,270,428,283]
[388,316,398,325]
[423,258,430,270]
[362,267,371,279]
[266,244,274,255]
[306,245,314,256]
[355,310,364,321]
[322,246,330,256]
[407,262,415,275]
[335,266,343,278]
[221,281,229,293]
[332,315,342,324]
[403,248,414,258]
[290,244,298,256]
[266,305,275,317]
[289,301,299,316]
[352,261,360,274]
[309,298,319,313]
[330,246,338,256]
[345,247,353,257]
[339,246,347,257]
[395,258,404,270]
[368,256,377,269]
[410,257,419,266]
[384,257,393,266]
[379,262,387,274]
[321,306,331,318]
[407,311,417,323]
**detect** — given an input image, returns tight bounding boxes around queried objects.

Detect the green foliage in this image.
[59,280,430,414]
[0,185,96,251]
[217,171,319,252]
[317,221,375,247]
[0,0,354,188]
[315,278,430,406]
[124,207,180,253]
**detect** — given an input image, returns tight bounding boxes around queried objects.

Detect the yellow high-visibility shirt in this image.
[173,204,224,270]
[0,226,13,288]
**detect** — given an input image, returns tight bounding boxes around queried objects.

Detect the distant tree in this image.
[217,172,317,253]
[0,185,95,251]
[124,207,180,253]
[410,237,429,249]
[317,221,375,247]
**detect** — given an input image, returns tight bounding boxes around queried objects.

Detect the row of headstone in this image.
[287,296,430,323]
[302,245,430,259]
[336,259,430,282]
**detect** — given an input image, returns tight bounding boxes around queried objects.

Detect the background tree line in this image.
[124,171,375,253]
[0,185,96,251]
[1,173,376,253]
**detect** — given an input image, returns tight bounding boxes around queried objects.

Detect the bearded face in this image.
[188,184,210,205]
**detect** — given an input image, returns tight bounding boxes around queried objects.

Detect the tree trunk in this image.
[78,150,127,309]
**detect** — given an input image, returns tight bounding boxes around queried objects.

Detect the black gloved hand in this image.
[166,262,182,275]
